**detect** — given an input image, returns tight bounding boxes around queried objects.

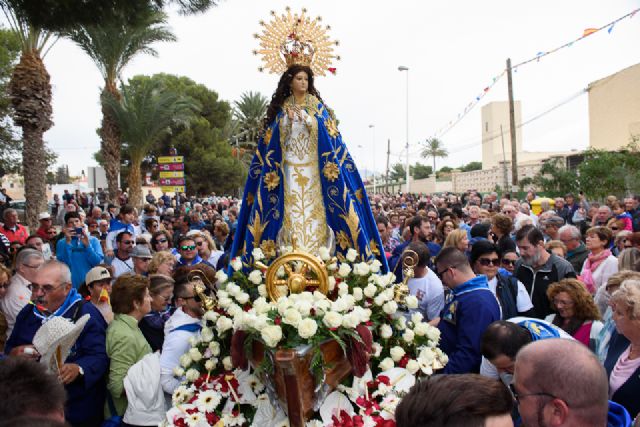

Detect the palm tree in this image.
[0,5,55,229]
[104,78,200,208]
[65,10,176,203]
[233,91,268,149]
[421,137,449,175]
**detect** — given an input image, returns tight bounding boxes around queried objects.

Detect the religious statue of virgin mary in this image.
[230,8,387,271]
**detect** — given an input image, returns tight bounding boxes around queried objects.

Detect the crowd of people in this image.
[0,188,639,426]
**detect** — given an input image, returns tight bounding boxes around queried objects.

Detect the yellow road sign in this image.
[160,186,186,193]
[158,156,184,164]
[159,171,185,178]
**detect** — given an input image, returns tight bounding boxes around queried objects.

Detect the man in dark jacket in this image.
[5,260,109,427]
[514,225,576,319]
[558,224,588,273]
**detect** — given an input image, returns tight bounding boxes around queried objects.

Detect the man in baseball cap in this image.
[36,211,54,242]
[131,245,153,276]
[84,266,113,323]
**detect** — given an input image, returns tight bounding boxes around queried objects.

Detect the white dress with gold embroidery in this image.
[277,107,333,255]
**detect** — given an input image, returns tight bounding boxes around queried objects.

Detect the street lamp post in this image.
[398,66,409,194]
[369,124,376,194]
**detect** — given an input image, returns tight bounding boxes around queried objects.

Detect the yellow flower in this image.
[336,230,351,251]
[322,162,340,182]
[325,119,339,138]
[263,171,280,191]
[260,240,277,258]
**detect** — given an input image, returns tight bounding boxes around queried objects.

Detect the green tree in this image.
[530,157,579,197]
[104,77,200,207]
[232,91,268,149]
[420,137,448,172]
[578,143,640,200]
[460,161,482,172]
[66,9,176,203]
[409,163,433,179]
[1,4,56,229]
[390,163,406,182]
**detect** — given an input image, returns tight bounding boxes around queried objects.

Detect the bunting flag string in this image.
[430,6,639,141]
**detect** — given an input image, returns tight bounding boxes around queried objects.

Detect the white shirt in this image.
[160,308,201,395]
[406,269,445,321]
[487,276,534,314]
[0,273,31,338]
[111,256,134,278]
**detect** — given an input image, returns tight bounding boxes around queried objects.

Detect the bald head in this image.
[515,339,608,426]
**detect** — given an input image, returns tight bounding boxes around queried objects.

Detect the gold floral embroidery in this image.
[260,239,277,258]
[355,188,363,204]
[263,127,273,145]
[323,162,339,181]
[325,118,339,138]
[335,230,351,251]
[263,171,280,191]
[369,239,380,256]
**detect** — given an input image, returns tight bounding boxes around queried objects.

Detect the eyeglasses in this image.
[478,258,500,266]
[30,282,68,293]
[156,238,168,244]
[181,245,196,251]
[121,240,134,245]
[0,283,8,289]
[179,294,201,303]
[436,265,455,281]
[195,241,205,246]
[509,384,559,406]
[501,259,517,266]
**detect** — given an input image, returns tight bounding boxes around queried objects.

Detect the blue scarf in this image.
[452,275,490,297]
[33,288,83,323]
[517,319,561,341]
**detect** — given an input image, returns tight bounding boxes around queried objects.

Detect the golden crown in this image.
[253,7,340,76]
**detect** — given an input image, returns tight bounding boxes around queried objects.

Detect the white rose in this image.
[203,310,219,323]
[252,298,271,314]
[352,287,363,301]
[261,325,283,347]
[231,258,243,271]
[403,329,415,343]
[379,324,393,339]
[252,248,264,261]
[346,248,358,263]
[364,283,377,298]
[373,294,386,307]
[185,368,200,382]
[248,270,263,285]
[283,307,302,327]
[354,262,370,276]
[406,295,419,309]
[200,327,215,343]
[413,322,430,337]
[227,304,242,318]
[390,346,405,362]
[426,327,441,343]
[338,263,352,278]
[323,311,343,329]
[298,318,318,339]
[383,301,398,315]
[215,270,228,285]
[179,353,192,368]
[253,314,269,331]
[341,295,356,311]
[378,357,394,372]
[326,261,338,271]
[328,276,336,291]
[223,356,233,371]
[338,282,349,296]
[218,297,232,309]
[383,288,395,301]
[406,359,420,375]
[331,298,347,313]
[372,343,383,358]
[395,316,407,330]
[208,341,221,356]
[411,312,424,325]
[216,316,233,334]
[318,246,331,261]
[205,359,216,371]
[235,292,250,305]
[341,312,360,329]
[369,259,382,274]
[297,300,312,317]
[257,284,268,298]
[173,366,185,377]
[314,299,331,315]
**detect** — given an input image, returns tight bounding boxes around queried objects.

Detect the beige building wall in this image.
[589,63,640,150]
[451,160,543,193]
[481,101,523,169]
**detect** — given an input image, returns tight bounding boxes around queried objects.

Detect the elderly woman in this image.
[436,218,457,245]
[605,278,640,418]
[581,226,618,295]
[545,240,568,258]
[106,274,152,419]
[545,278,603,350]
[471,240,533,319]
[490,213,516,256]
[148,251,176,277]
[139,274,175,352]
[613,230,633,256]
[443,228,469,253]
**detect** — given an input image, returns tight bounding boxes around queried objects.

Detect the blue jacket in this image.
[604,330,640,419]
[57,236,104,288]
[389,240,441,284]
[5,301,109,425]
[608,400,632,427]
[438,275,501,374]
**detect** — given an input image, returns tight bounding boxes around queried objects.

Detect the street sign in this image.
[159,178,186,186]
[158,156,184,163]
[159,171,185,178]
[157,163,184,171]
[160,186,186,193]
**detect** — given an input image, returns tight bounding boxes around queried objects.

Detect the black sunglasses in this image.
[478,258,500,267]
[436,265,454,281]
[156,238,168,244]
[502,259,517,266]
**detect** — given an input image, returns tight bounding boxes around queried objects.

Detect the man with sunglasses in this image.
[56,211,104,289]
[110,231,135,279]
[435,247,500,374]
[513,338,631,427]
[5,260,109,426]
[160,279,205,396]
[176,236,214,268]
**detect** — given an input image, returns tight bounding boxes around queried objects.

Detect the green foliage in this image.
[528,157,579,197]
[420,137,448,172]
[460,161,482,172]
[389,163,406,182]
[409,163,433,179]
[578,143,640,200]
[232,91,268,149]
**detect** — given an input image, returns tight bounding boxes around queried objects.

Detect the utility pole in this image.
[386,138,391,193]
[507,58,518,189]
[500,125,509,191]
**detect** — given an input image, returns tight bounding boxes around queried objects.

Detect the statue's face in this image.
[290,71,309,95]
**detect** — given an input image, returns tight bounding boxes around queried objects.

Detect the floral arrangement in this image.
[163,246,447,426]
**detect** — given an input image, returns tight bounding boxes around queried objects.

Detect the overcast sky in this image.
[21,0,640,176]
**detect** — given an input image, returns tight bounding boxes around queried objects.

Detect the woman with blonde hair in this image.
[443,228,469,253]
[545,278,603,350]
[139,274,175,352]
[545,240,568,258]
[148,251,176,277]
